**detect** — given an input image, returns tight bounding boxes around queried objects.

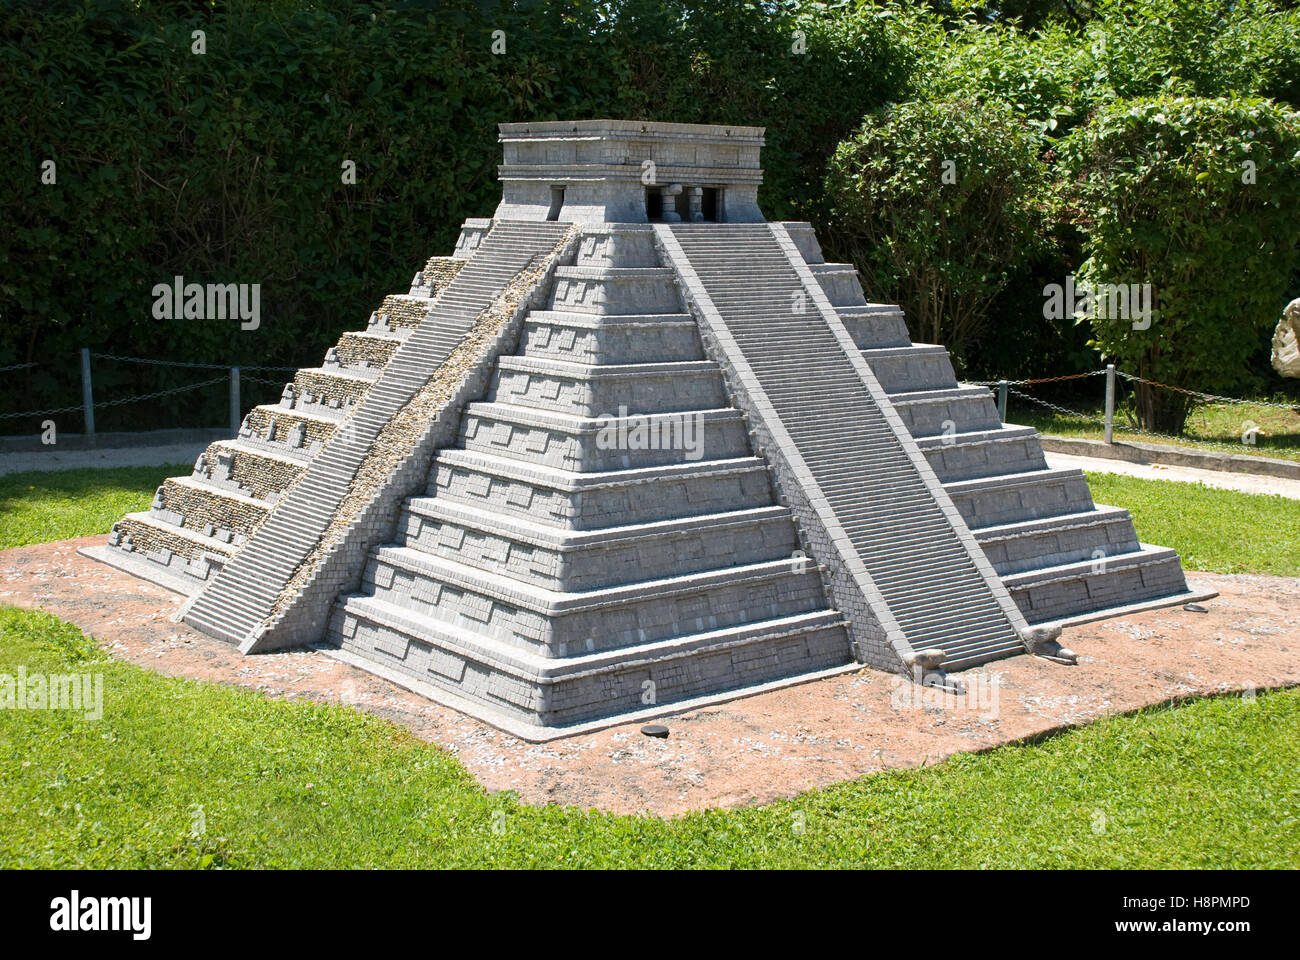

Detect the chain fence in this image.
[90,353,296,372]
[4,350,1296,453]
[0,350,295,429]
[975,366,1300,455]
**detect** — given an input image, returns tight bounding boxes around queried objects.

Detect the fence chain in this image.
[968,371,1108,387]
[1005,386,1109,425]
[0,361,40,373]
[91,352,297,372]
[243,376,291,387]
[0,403,86,421]
[1114,371,1300,411]
[0,375,228,421]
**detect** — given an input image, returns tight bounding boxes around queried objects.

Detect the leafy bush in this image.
[824,97,1049,366]
[1058,96,1300,433]
[851,0,1300,386]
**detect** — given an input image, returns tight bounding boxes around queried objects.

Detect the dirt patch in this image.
[3,534,1297,817]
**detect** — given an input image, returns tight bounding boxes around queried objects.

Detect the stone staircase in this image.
[181,220,573,646]
[94,240,479,595]
[658,222,1028,671]
[782,222,1195,629]
[325,223,855,736]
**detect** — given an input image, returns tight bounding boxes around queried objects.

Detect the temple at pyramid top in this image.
[494,119,767,223]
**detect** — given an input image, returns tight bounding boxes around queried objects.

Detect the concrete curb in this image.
[1038,435,1300,481]
[0,428,228,453]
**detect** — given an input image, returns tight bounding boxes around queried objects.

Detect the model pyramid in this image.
[89,120,1204,739]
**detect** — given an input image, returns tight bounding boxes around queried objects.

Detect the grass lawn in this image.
[0,465,189,550]
[1,605,1296,869]
[1013,398,1300,462]
[1085,473,1300,577]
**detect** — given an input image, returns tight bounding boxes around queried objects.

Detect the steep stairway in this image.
[658,223,1028,670]
[96,243,477,594]
[182,221,572,646]
[786,222,1196,625]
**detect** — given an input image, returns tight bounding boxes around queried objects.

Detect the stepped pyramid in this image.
[88,120,1209,739]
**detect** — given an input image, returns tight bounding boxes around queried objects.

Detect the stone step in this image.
[409,256,465,297]
[427,449,776,530]
[240,403,345,452]
[109,511,235,583]
[290,366,379,410]
[327,595,850,731]
[397,497,798,590]
[809,263,867,307]
[973,505,1141,576]
[946,468,1097,530]
[890,385,1003,437]
[459,401,748,471]
[837,305,912,350]
[1002,545,1188,625]
[860,344,958,394]
[333,330,405,370]
[914,426,1047,483]
[521,311,703,364]
[549,265,683,315]
[154,476,270,542]
[357,548,833,658]
[372,294,437,330]
[572,224,660,268]
[780,222,826,264]
[194,439,308,501]
[489,356,726,415]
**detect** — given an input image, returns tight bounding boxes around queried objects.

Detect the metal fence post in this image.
[1104,364,1116,444]
[996,379,1008,425]
[229,367,241,434]
[79,347,96,443]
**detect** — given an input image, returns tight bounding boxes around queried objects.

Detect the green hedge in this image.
[0,0,905,434]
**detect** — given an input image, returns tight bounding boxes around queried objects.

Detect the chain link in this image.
[1005,386,1108,425]
[1114,371,1300,411]
[91,352,296,372]
[968,370,1109,387]
[989,369,1297,453]
[0,361,40,373]
[0,376,227,421]
[242,375,291,387]
[0,403,86,421]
